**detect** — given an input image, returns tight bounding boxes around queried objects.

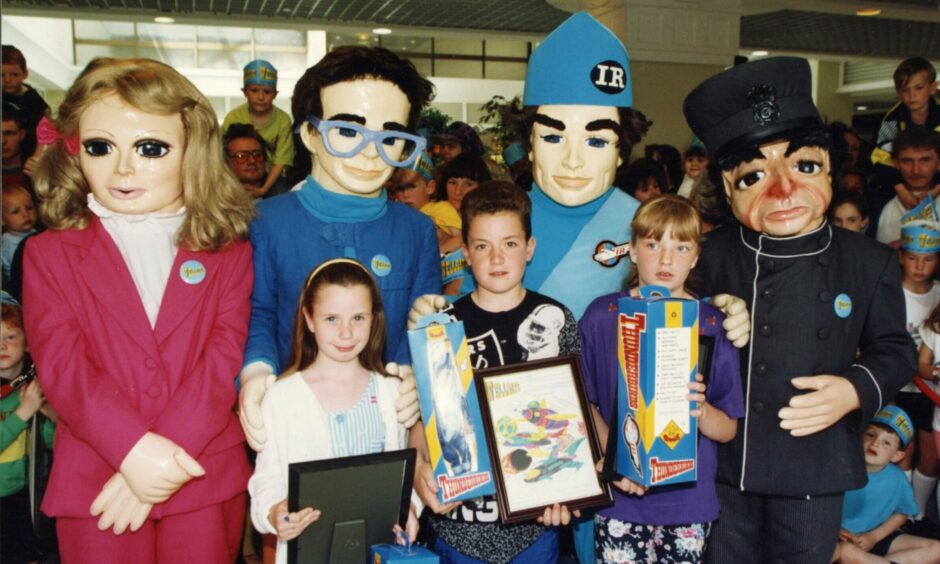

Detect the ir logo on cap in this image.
[591,60,627,94]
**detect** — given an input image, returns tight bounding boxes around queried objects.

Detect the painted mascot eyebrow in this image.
[327,113,408,133]
[533,113,566,130]
[586,119,620,136]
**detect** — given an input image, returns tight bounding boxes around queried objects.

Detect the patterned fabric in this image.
[327,375,386,458]
[595,513,710,564]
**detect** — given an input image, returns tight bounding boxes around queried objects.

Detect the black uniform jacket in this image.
[698,221,916,496]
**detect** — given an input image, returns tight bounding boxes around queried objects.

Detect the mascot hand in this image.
[388,363,420,428]
[119,432,205,504]
[239,364,277,451]
[90,472,153,534]
[712,293,750,348]
[408,294,448,330]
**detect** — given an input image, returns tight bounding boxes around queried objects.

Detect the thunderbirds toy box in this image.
[608,286,698,487]
[408,314,495,503]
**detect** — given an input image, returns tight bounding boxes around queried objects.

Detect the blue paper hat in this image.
[901,220,940,253]
[900,197,940,253]
[502,142,527,167]
[411,151,435,181]
[872,405,914,447]
[244,60,277,87]
[523,11,633,108]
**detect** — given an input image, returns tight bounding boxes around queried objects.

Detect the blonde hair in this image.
[32,57,254,251]
[627,194,702,289]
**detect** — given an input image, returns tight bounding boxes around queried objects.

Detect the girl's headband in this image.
[303,258,372,292]
[36,116,80,156]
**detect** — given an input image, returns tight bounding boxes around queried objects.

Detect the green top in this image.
[1,387,55,497]
[221,103,296,167]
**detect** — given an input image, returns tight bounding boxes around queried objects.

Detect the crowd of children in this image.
[2,20,940,564]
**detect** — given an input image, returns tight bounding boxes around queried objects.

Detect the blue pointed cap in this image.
[523,11,633,108]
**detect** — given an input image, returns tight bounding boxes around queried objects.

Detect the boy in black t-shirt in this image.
[419,180,581,563]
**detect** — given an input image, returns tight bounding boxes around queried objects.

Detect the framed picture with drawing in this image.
[474,356,611,523]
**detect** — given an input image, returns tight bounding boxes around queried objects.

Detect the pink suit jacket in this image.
[23,216,252,519]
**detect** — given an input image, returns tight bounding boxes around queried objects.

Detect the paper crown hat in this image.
[872,405,914,447]
[243,59,277,87]
[411,151,435,181]
[683,57,821,160]
[900,198,940,253]
[523,11,633,108]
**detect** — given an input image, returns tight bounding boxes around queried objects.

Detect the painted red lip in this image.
[766,207,808,221]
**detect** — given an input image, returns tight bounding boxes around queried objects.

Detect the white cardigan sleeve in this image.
[247,387,286,536]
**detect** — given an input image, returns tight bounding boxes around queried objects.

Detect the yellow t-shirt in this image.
[420,201,462,232]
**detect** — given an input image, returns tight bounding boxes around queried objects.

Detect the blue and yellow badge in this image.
[371,254,391,277]
[179,260,206,285]
[833,293,852,318]
[441,249,466,284]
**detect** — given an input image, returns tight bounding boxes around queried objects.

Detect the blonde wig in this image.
[33,57,253,251]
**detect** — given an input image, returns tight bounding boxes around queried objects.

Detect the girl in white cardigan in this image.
[248,258,419,563]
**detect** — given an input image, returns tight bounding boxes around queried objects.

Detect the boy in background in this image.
[222,60,294,197]
[1,185,37,284]
[870,58,940,222]
[1,45,48,162]
[415,180,581,563]
[677,145,710,199]
[1,297,55,564]
[835,406,940,564]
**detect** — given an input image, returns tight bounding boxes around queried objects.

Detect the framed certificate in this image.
[474,356,611,524]
[287,449,416,564]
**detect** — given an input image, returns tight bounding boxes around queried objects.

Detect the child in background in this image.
[1,184,37,283]
[619,158,665,203]
[872,57,939,172]
[579,195,744,563]
[416,181,581,563]
[834,406,940,564]
[248,259,418,564]
[387,152,465,295]
[893,220,940,520]
[2,45,49,162]
[677,145,710,198]
[1,297,55,564]
[435,152,491,213]
[222,59,295,197]
[829,190,870,233]
[919,292,940,530]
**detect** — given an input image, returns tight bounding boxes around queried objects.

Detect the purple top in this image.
[579,292,745,525]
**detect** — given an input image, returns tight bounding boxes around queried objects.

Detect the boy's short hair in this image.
[872,405,914,447]
[621,157,667,197]
[1,45,27,72]
[460,180,531,245]
[892,128,940,159]
[683,145,708,160]
[223,122,269,154]
[894,57,937,90]
[1,103,27,130]
[2,184,31,201]
[435,152,491,202]
[1,301,24,330]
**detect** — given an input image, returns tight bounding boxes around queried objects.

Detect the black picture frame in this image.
[287,448,416,564]
[474,355,612,524]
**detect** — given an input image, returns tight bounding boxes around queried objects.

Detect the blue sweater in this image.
[244,178,441,371]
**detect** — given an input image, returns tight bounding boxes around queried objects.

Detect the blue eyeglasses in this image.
[299,116,427,168]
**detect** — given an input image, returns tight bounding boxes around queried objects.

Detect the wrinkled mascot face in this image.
[721,139,832,237]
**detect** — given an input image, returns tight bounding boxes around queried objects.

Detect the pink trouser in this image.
[57,492,246,564]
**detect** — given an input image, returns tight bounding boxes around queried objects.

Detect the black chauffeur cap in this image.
[683,57,822,161]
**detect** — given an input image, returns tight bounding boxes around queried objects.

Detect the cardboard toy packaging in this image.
[606,286,698,487]
[370,543,439,563]
[407,313,495,504]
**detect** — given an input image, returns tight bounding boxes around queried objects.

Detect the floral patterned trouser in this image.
[594,513,711,563]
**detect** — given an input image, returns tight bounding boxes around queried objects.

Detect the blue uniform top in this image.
[244,177,441,371]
